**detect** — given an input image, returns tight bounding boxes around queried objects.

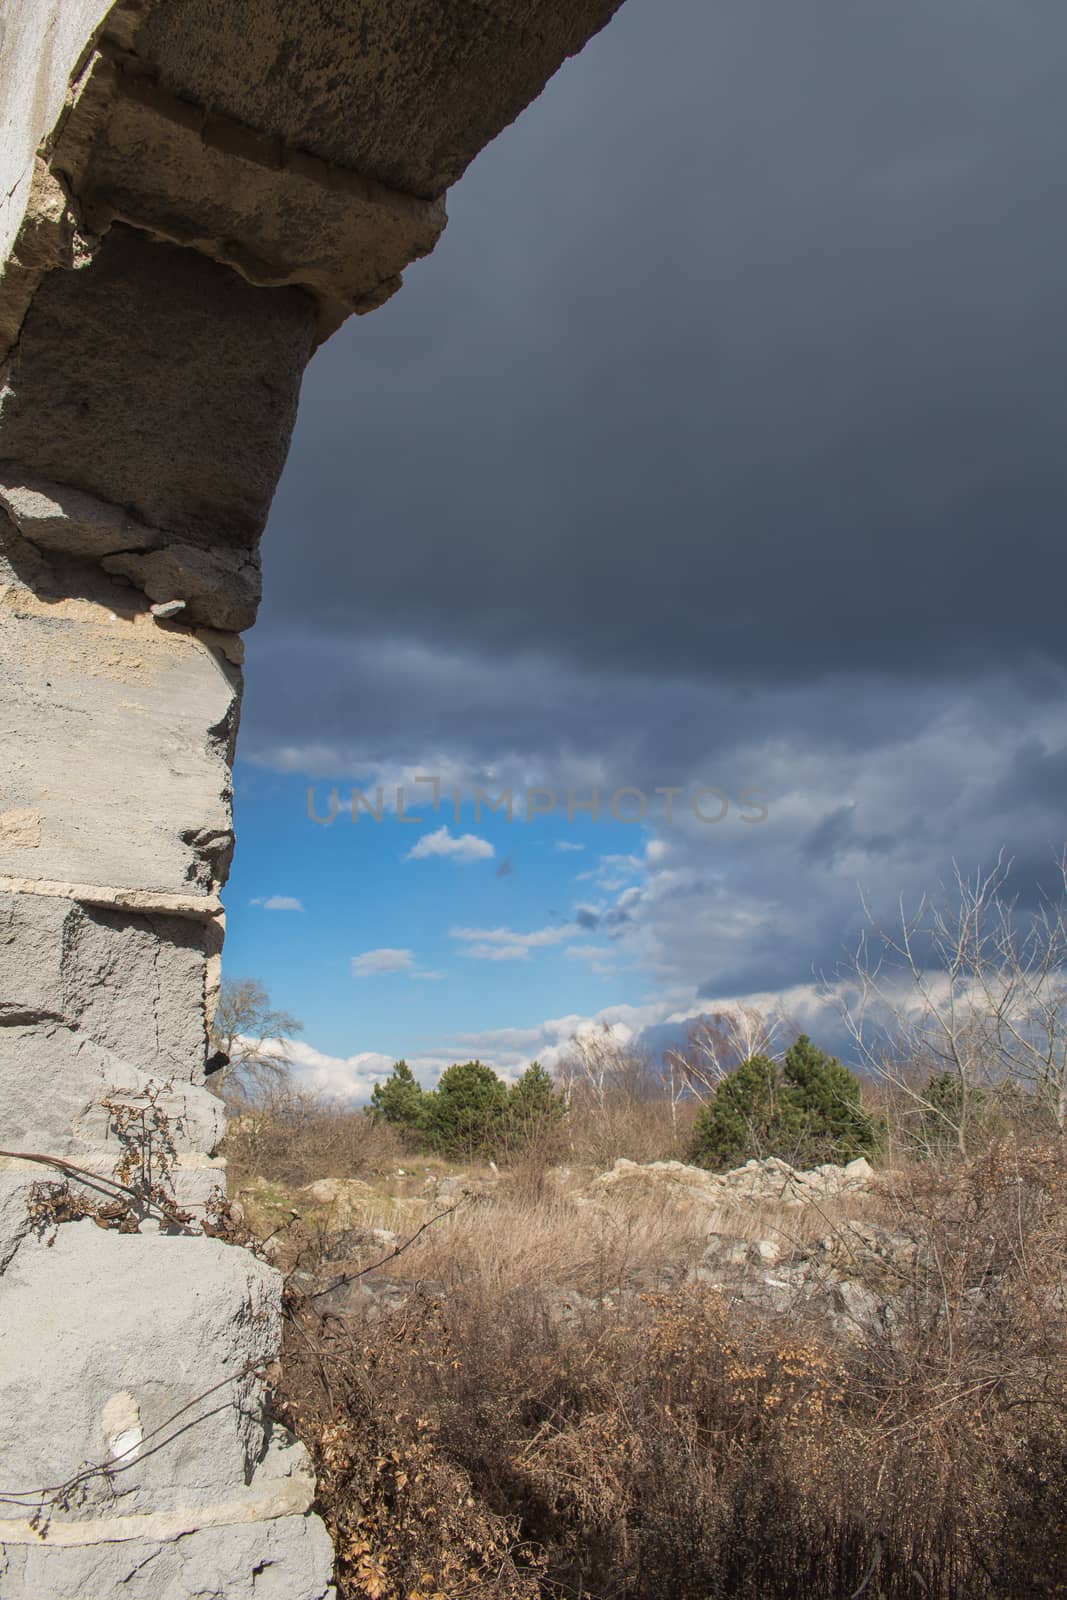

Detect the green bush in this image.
[368,1058,565,1160]
[689,1035,876,1172]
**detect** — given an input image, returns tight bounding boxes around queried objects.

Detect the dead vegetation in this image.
[235,1116,1067,1599]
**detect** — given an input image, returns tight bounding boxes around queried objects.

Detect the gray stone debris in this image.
[593,1153,876,1208]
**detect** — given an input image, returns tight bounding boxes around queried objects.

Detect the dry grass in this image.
[364,1180,887,1303]
[224,1087,409,1190]
[266,1129,1067,1600]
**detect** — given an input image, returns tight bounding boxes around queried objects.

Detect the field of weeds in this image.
[226,1101,1067,1599]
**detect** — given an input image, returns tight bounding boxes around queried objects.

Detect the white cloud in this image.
[463,943,534,962]
[352,948,415,978]
[250,895,305,912]
[405,826,494,863]
[450,921,579,962]
[555,840,586,853]
[274,974,864,1104]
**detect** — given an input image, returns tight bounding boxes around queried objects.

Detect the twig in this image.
[0,1361,264,1512]
[0,1148,195,1229]
[847,1535,884,1600]
[301,1200,464,1305]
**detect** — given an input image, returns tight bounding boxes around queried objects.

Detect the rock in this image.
[0,1223,313,1512]
[299,1177,428,1230]
[590,1154,877,1214]
[133,0,626,201]
[1,1503,335,1599]
[115,546,261,633]
[0,2,632,1594]
[0,476,159,561]
[829,1277,887,1339]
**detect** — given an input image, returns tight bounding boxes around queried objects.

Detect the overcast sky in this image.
[224,0,1067,1098]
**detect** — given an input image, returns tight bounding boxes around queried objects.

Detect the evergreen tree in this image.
[688,1053,793,1170]
[781,1034,876,1164]
[689,1037,876,1171]
[507,1061,565,1146]
[368,1059,426,1133]
[424,1060,509,1157]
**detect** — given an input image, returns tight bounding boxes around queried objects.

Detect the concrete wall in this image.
[0,0,115,266]
[0,2,625,1593]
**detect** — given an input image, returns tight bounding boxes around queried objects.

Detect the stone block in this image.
[0,1511,336,1600]
[0,226,316,544]
[0,1024,223,1169]
[0,1225,315,1515]
[0,584,239,895]
[134,0,625,199]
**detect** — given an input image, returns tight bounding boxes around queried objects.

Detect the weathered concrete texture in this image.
[0,578,239,895]
[55,54,447,339]
[0,1020,222,1185]
[0,0,114,268]
[135,0,627,199]
[0,1226,289,1509]
[0,159,88,364]
[0,1226,334,1597]
[0,225,317,544]
[0,478,262,632]
[0,893,209,1076]
[0,3,629,1595]
[0,1512,336,1600]
[0,890,224,1250]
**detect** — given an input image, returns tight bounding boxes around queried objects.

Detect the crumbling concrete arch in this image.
[0,3,623,1593]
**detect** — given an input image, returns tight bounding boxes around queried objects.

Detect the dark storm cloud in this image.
[239,0,1067,1008]
[255,0,1067,685]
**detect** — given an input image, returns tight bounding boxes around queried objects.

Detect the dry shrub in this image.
[560,1090,699,1167]
[276,1133,1067,1599]
[224,1086,408,1188]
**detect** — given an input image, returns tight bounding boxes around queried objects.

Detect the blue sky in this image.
[224,764,777,1090]
[226,766,648,1053]
[222,0,1067,1099]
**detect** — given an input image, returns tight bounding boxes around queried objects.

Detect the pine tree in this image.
[689,1037,875,1171]
[507,1061,565,1146]
[368,1059,426,1133]
[424,1061,509,1157]
[781,1034,876,1164]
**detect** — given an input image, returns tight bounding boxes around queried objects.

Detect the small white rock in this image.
[150,599,186,620]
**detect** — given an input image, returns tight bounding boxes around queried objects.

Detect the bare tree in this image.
[209,976,303,1105]
[555,1024,656,1112]
[554,1025,673,1162]
[835,851,1067,1155]
[665,1004,786,1106]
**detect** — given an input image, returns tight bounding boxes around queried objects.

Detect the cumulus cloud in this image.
[352,948,415,978]
[450,922,580,962]
[405,826,494,863]
[250,895,305,912]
